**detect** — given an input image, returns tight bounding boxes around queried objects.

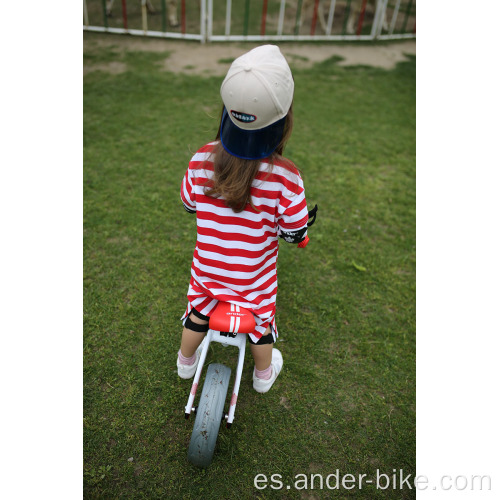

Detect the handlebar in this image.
[297,235,310,248]
[296,205,318,248]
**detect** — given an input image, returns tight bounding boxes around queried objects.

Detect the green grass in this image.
[84,35,415,499]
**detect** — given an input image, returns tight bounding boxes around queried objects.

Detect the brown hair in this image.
[204,104,296,213]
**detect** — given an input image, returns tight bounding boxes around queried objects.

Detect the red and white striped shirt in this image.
[180,141,309,342]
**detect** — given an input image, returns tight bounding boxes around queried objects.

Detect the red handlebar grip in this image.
[297,235,310,248]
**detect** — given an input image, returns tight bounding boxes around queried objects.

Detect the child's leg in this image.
[180,311,208,358]
[249,326,273,370]
[177,309,209,379]
[250,325,283,392]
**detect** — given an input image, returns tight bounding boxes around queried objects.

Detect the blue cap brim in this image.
[219,107,286,160]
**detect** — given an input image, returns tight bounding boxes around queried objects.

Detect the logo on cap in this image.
[231,110,257,124]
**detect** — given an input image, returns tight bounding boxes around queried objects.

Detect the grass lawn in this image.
[84,35,415,498]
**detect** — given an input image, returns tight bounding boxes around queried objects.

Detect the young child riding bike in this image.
[177,45,315,393]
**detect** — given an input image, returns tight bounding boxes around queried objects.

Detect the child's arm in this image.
[296,205,318,248]
[278,225,308,244]
[180,167,196,214]
[277,188,309,244]
[278,204,318,245]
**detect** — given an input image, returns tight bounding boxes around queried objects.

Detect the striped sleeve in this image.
[180,166,196,213]
[279,190,308,230]
[276,171,309,242]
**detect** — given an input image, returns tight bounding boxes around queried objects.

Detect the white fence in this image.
[83,0,416,43]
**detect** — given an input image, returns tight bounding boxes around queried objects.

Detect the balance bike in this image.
[185,301,256,468]
[184,221,315,468]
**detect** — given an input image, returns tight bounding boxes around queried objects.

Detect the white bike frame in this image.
[184,328,247,428]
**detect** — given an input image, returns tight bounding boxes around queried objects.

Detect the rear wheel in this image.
[187,363,231,468]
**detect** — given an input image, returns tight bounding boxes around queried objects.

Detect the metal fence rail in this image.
[83,0,416,43]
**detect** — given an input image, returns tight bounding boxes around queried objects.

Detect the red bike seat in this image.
[209,302,256,334]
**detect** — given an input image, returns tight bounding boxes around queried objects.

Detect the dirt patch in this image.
[83,60,128,76]
[83,32,415,76]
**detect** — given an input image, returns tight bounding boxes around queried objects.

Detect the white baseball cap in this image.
[219,45,294,160]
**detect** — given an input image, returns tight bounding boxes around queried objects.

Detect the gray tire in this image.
[188,363,231,468]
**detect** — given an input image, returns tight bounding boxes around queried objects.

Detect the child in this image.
[177,45,313,393]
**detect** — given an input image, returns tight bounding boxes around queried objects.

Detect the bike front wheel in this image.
[187,363,231,468]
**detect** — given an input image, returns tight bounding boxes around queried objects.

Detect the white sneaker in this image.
[177,337,207,379]
[253,348,283,393]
